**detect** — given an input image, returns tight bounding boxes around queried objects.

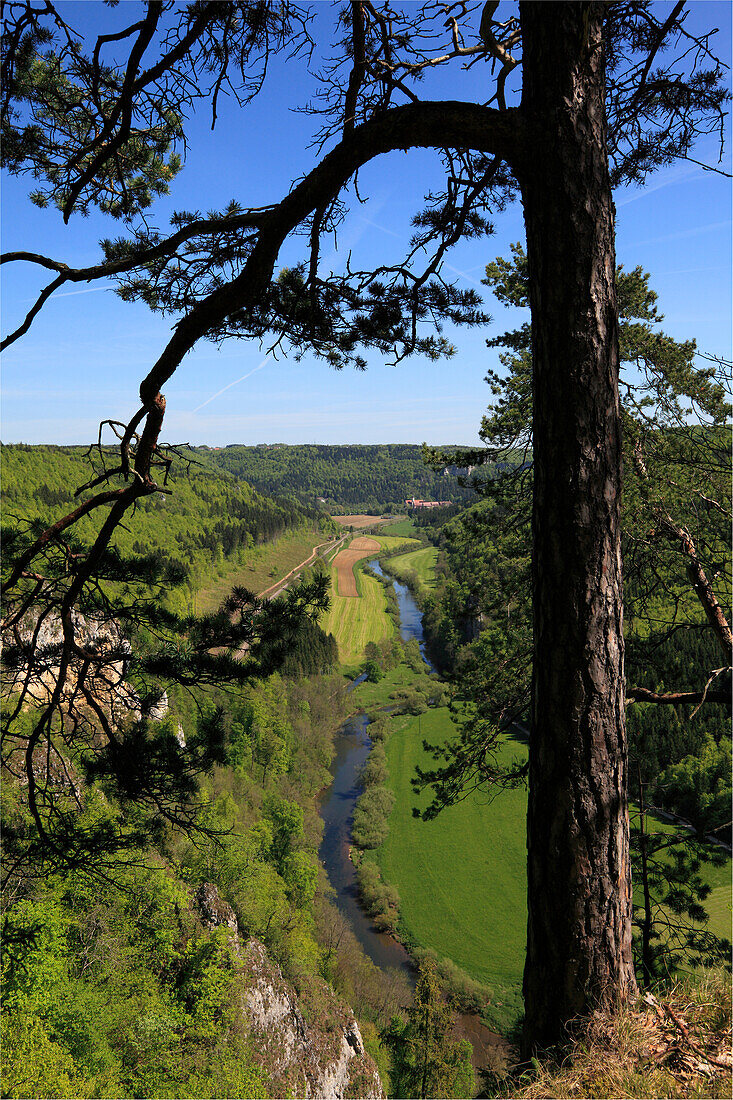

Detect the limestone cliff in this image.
[196,883,385,1100]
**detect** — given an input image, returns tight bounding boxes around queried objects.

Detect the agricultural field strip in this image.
[321,568,394,668]
[332,515,397,528]
[257,534,348,598]
[333,537,381,598]
[371,535,422,554]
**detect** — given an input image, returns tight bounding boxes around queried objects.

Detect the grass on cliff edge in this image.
[493,969,731,1099]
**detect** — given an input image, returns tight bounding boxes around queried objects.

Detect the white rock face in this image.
[241,939,384,1100]
[195,883,384,1099]
[12,610,169,725]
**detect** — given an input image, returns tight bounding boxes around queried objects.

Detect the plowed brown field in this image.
[332,515,391,528]
[333,537,381,597]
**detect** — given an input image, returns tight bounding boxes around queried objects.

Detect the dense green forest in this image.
[1,445,399,1096]
[2,669,390,1097]
[199,444,484,513]
[2,444,334,611]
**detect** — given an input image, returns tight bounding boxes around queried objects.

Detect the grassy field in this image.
[382,545,439,591]
[382,517,420,538]
[702,860,732,939]
[321,565,394,670]
[376,707,529,1029]
[374,706,731,1031]
[196,526,330,612]
[372,535,421,554]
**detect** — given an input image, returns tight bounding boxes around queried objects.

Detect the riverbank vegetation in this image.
[380,546,439,598]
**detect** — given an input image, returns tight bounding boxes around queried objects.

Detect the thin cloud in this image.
[615,162,703,208]
[359,216,488,291]
[52,284,115,299]
[191,356,270,413]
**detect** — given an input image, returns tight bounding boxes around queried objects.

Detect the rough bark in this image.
[518,3,636,1054]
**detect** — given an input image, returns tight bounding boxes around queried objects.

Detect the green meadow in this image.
[373,706,731,1031]
[321,566,394,670]
[375,707,529,1028]
[382,517,420,538]
[382,545,439,592]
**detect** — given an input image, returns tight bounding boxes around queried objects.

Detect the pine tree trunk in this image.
[518,3,636,1053]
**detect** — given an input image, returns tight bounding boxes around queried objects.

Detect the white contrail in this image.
[191,356,270,413]
[53,284,115,298]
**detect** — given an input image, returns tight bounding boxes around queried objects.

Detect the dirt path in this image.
[332,537,381,598]
[257,534,348,600]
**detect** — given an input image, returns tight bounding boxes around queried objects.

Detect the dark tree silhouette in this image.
[2,0,728,1050]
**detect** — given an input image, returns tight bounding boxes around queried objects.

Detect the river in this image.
[317,562,420,980]
[318,560,511,1073]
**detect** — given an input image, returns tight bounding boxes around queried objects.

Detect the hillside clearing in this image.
[196,527,332,612]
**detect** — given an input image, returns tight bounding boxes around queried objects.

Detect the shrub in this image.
[352,786,395,849]
[359,744,388,788]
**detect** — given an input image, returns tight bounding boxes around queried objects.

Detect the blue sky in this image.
[2,1,731,447]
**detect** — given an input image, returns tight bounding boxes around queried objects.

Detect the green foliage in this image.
[356,860,400,934]
[364,658,384,683]
[202,444,483,513]
[1,444,318,612]
[417,252,730,867]
[1,866,269,1099]
[657,737,732,833]
[384,959,475,1099]
[352,786,395,850]
[2,663,354,1099]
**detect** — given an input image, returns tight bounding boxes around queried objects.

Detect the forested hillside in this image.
[1,444,392,1098]
[2,0,731,1094]
[2,444,333,609]
[200,444,483,512]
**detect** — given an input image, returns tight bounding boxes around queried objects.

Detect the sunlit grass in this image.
[321,566,394,670]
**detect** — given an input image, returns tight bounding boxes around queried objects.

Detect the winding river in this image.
[318,561,510,1070]
[318,562,423,981]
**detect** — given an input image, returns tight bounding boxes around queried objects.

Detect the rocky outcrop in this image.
[195,883,384,1099]
[8,610,168,725]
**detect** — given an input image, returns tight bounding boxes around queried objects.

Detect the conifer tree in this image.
[385,959,474,1099]
[2,1,728,1049]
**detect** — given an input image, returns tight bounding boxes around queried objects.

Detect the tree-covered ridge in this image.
[200,444,483,513]
[2,444,332,605]
[2,669,384,1099]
